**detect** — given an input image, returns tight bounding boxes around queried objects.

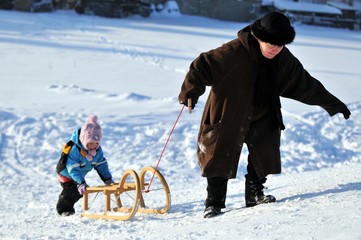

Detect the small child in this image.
[56,115,114,216]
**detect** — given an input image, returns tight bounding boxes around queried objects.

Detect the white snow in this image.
[0,9,361,240]
[327,2,356,11]
[273,0,343,15]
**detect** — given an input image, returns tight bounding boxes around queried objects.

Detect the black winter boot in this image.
[203,177,228,218]
[245,174,276,207]
[203,206,222,218]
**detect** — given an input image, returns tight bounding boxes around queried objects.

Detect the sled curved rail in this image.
[82,166,170,220]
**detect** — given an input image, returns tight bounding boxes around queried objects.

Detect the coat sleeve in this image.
[178,53,213,104]
[178,39,243,105]
[66,148,86,184]
[278,50,348,116]
[93,148,112,182]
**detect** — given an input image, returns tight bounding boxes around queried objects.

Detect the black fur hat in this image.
[251,11,295,46]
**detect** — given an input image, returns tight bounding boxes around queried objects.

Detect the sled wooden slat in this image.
[85,182,138,192]
[82,166,171,221]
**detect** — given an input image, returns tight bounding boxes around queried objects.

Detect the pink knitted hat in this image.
[79,115,102,152]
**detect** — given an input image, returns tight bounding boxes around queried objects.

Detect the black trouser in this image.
[56,181,82,215]
[244,113,281,180]
[205,114,278,209]
[204,177,228,208]
[246,156,260,181]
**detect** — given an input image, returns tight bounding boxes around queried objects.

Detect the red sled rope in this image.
[145,99,192,192]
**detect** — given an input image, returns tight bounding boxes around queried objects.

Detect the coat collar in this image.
[237,25,283,64]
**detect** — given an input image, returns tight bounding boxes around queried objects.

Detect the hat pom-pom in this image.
[85,150,96,161]
[86,154,93,161]
[87,115,98,123]
[89,150,96,156]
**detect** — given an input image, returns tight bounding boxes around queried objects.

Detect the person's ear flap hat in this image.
[251,11,295,46]
[79,115,102,151]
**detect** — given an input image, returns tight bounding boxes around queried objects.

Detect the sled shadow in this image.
[278,182,361,202]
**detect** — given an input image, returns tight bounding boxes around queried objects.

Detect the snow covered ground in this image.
[0,8,360,240]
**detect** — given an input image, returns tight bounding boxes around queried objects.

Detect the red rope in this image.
[145,105,185,192]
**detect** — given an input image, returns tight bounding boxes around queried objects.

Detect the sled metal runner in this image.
[82,166,171,220]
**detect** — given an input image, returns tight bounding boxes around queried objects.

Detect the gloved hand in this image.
[180,98,196,110]
[77,183,88,195]
[104,179,115,185]
[341,105,351,120]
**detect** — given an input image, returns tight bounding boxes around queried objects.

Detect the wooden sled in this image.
[82,166,171,220]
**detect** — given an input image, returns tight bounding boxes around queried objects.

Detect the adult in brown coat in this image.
[178,11,351,218]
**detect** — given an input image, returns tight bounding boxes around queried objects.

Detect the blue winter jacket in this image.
[59,129,112,185]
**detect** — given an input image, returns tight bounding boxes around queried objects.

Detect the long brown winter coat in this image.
[178,25,348,179]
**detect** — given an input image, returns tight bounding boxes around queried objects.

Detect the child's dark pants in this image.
[56,181,82,215]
